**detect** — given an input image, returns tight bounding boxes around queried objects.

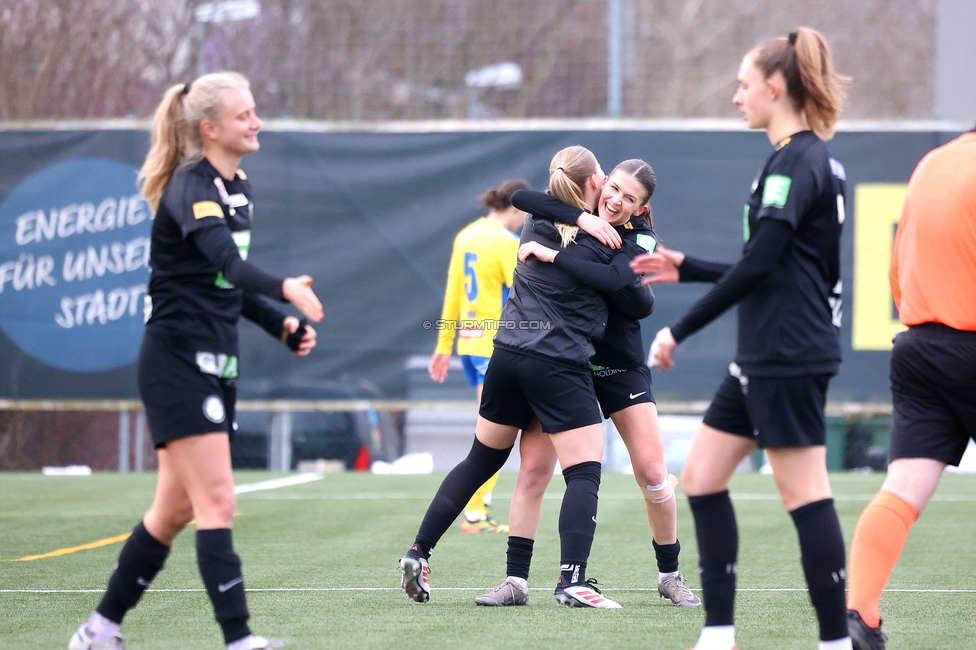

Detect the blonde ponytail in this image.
[139,84,191,210]
[138,71,251,210]
[547,146,600,247]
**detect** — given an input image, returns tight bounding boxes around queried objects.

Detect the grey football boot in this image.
[475,577,529,606]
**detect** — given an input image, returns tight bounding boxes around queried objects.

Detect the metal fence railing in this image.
[1,399,892,473]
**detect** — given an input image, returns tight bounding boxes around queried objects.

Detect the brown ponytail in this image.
[138,71,251,210]
[480,179,531,211]
[752,26,849,140]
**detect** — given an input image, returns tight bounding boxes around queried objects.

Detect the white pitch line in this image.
[234,473,324,494]
[0,587,976,594]
[240,492,976,503]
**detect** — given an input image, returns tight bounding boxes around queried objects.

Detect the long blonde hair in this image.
[547,146,600,247]
[138,71,251,210]
[752,26,848,140]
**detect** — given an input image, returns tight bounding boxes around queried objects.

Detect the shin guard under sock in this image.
[790,498,849,641]
[414,438,512,557]
[96,521,170,623]
[688,490,738,626]
[506,536,535,580]
[559,461,601,584]
[197,528,251,644]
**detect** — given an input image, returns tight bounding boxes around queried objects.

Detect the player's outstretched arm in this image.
[282,275,324,322]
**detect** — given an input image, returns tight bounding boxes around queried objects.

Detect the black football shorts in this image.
[703,363,831,449]
[480,346,602,433]
[138,326,237,448]
[888,323,976,466]
[592,364,655,418]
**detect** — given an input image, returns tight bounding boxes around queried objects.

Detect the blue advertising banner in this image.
[0,124,964,402]
[0,159,150,371]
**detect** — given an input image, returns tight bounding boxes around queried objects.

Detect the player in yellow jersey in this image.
[428,179,530,533]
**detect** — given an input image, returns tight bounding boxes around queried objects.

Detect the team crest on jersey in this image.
[203,395,225,424]
[636,233,657,253]
[761,175,792,208]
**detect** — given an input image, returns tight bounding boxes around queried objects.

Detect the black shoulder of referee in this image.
[670,218,793,342]
[190,225,285,300]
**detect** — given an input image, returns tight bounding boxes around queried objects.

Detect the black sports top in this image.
[511,190,656,370]
[492,213,611,367]
[146,158,286,355]
[670,130,846,377]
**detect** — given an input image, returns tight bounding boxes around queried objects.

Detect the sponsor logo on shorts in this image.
[592,367,626,378]
[196,351,239,378]
[203,395,225,424]
[629,391,646,399]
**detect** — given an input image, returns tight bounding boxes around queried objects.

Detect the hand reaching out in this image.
[630,246,685,284]
[282,275,324,322]
[647,326,678,371]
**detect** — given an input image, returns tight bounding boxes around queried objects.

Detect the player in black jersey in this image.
[69,72,323,650]
[400,146,628,609]
[631,27,851,650]
[475,159,700,609]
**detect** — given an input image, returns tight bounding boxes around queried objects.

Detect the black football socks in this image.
[688,490,738,626]
[197,528,251,645]
[653,538,681,574]
[412,438,513,558]
[790,498,849,641]
[558,461,601,585]
[506,536,535,580]
[96,521,170,623]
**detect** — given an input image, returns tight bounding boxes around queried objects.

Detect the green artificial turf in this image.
[2,471,976,649]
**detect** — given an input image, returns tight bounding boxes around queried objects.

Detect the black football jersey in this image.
[737,130,845,376]
[145,158,254,354]
[591,220,657,370]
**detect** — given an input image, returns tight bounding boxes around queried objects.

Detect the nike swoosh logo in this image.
[218,577,244,593]
[136,577,150,587]
[629,391,646,399]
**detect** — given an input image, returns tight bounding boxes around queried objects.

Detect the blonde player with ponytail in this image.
[69,72,322,650]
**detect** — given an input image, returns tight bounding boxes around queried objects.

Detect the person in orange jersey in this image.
[845,123,976,650]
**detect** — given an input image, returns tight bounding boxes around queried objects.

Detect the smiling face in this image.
[732,54,776,131]
[598,170,648,226]
[202,86,263,156]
